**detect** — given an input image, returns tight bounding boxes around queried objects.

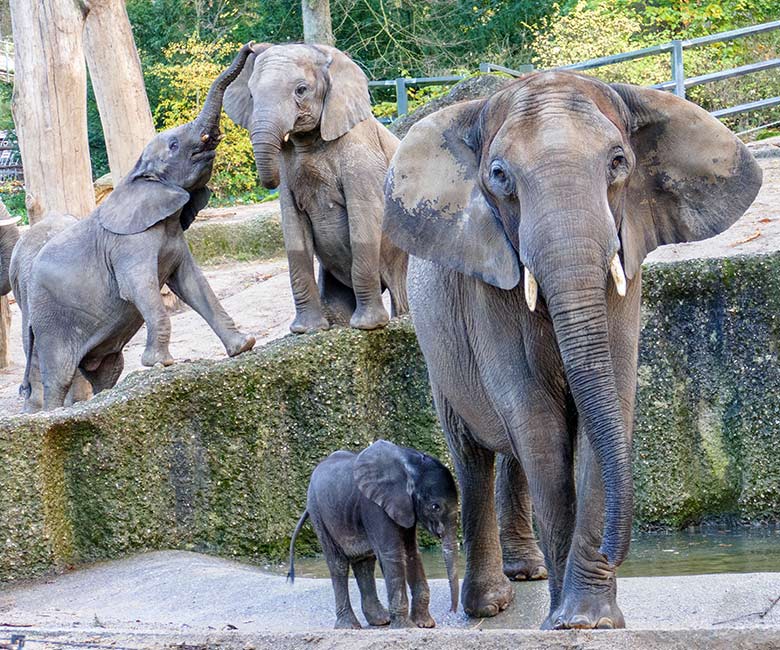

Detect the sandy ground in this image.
[1,551,778,635]
[0,140,777,416]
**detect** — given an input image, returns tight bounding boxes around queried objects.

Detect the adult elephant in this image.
[224,43,408,333]
[384,72,761,628]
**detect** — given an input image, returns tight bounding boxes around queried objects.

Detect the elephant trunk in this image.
[194,42,254,148]
[442,526,459,612]
[545,283,633,567]
[250,115,288,189]
[520,190,632,568]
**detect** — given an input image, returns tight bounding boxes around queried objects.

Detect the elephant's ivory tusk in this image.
[524,268,538,312]
[283,133,290,143]
[201,133,210,142]
[610,254,627,297]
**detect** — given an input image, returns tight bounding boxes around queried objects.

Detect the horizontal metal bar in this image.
[711,95,780,118]
[368,75,463,87]
[479,62,534,76]
[686,58,780,88]
[557,42,674,71]
[681,19,780,49]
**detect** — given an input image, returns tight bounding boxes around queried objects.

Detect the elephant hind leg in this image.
[352,556,389,626]
[319,267,356,327]
[80,351,124,395]
[496,453,547,582]
[37,336,80,411]
[434,384,513,618]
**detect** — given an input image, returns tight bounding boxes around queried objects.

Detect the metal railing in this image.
[370,20,780,123]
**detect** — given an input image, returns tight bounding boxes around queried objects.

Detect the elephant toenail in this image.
[531,567,548,579]
[596,617,615,629]
[569,614,592,629]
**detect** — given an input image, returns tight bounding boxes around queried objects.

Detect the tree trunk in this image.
[302,0,334,46]
[84,0,155,183]
[9,0,95,223]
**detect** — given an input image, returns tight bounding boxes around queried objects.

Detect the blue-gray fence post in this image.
[395,78,408,116]
[671,40,685,98]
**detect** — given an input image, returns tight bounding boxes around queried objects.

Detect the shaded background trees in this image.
[0,0,778,221]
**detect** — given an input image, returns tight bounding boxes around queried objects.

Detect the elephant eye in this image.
[169,138,179,153]
[431,503,441,512]
[489,160,514,195]
[295,83,308,97]
[611,155,626,170]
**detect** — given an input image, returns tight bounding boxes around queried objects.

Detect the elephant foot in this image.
[290,311,330,334]
[544,591,624,630]
[141,347,174,367]
[503,556,548,582]
[462,571,514,618]
[389,616,416,629]
[411,609,436,628]
[363,602,390,626]
[349,304,389,330]
[334,614,362,629]
[226,333,256,357]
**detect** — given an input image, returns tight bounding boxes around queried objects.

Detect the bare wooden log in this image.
[302,0,334,46]
[83,0,155,183]
[9,0,95,223]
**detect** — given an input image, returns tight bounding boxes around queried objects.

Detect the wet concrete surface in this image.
[0,550,778,644]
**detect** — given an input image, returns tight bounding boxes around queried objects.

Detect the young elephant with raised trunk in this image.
[16,45,257,412]
[224,43,408,333]
[385,72,761,628]
[288,440,459,629]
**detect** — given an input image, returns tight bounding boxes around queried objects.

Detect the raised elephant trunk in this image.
[193,42,254,148]
[442,526,460,612]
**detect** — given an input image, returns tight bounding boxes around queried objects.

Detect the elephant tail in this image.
[287,509,309,585]
[19,326,33,399]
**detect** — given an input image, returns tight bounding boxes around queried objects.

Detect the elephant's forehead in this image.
[257,45,321,71]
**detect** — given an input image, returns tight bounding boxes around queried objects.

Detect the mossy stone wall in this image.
[1,253,779,582]
[186,215,285,265]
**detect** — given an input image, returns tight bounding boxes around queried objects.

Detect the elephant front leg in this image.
[496,453,547,582]
[403,529,435,628]
[280,188,329,334]
[167,251,255,357]
[435,388,513,618]
[123,272,175,367]
[343,172,389,330]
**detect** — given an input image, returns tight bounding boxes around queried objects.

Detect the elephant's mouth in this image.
[191,150,217,164]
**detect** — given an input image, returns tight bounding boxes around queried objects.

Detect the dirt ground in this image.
[0,139,777,416]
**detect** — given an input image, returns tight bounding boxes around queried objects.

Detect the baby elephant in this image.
[289,440,459,629]
[14,44,256,411]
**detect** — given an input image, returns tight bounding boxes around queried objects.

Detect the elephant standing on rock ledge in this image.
[13,44,257,412]
[384,72,762,628]
[224,43,408,333]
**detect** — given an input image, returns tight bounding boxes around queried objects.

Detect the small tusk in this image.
[283,133,290,143]
[200,133,210,142]
[217,133,225,142]
[610,254,627,297]
[524,267,538,312]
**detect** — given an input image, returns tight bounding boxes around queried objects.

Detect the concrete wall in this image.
[1,253,778,582]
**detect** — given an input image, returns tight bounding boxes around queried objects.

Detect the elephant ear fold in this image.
[315,46,373,141]
[611,84,762,278]
[179,186,212,231]
[354,440,416,529]
[384,99,520,290]
[96,173,190,235]
[224,42,273,130]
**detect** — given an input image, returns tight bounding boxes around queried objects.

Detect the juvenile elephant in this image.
[288,440,459,629]
[384,72,761,628]
[17,45,257,412]
[224,43,408,333]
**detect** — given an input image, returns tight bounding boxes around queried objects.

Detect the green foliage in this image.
[148,35,269,201]
[0,82,13,132]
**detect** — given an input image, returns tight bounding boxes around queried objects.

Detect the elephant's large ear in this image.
[96,174,190,235]
[224,42,273,130]
[315,46,373,141]
[611,84,762,278]
[384,99,520,290]
[354,440,416,528]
